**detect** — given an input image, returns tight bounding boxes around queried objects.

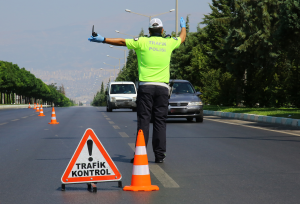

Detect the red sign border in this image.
[61,128,122,184]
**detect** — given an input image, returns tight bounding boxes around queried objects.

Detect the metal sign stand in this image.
[61,180,122,192]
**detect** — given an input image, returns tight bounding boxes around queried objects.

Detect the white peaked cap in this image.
[149,18,163,28]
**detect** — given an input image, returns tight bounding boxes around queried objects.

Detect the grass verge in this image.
[203,105,300,119]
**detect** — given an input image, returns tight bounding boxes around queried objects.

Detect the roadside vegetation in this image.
[110,0,300,109]
[204,105,300,119]
[91,82,107,106]
[0,61,75,107]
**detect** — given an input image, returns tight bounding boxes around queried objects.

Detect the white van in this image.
[105,81,137,112]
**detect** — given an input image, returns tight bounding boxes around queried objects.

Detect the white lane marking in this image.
[0,123,8,125]
[22,116,28,118]
[128,143,180,188]
[103,115,108,117]
[128,143,135,150]
[119,132,129,138]
[148,164,180,188]
[108,121,115,124]
[30,114,35,116]
[106,118,110,120]
[11,119,19,121]
[205,118,300,137]
[113,125,120,129]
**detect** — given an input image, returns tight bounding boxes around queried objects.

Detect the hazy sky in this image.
[0,0,212,72]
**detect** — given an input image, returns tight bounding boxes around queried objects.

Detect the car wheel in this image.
[106,103,112,112]
[186,118,193,122]
[196,116,203,123]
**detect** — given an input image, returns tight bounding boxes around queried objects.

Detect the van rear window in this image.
[110,84,136,94]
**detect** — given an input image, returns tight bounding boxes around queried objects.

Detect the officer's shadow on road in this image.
[42,137,78,139]
[132,119,193,123]
[166,119,197,123]
[36,158,71,161]
[111,154,132,163]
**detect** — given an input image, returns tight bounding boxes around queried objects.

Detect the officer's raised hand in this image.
[180,17,186,28]
[88,34,105,43]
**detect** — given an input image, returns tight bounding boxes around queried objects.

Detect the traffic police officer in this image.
[89,17,186,163]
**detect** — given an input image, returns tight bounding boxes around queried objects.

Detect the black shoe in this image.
[155,156,166,163]
[130,158,134,163]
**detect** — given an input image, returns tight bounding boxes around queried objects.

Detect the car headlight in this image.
[132,97,137,102]
[111,97,116,102]
[188,101,203,106]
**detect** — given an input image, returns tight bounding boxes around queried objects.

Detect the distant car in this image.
[167,79,203,122]
[105,81,137,112]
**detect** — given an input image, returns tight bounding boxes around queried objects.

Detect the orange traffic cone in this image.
[28,103,31,108]
[33,103,36,110]
[123,129,159,192]
[35,103,40,112]
[38,104,45,116]
[48,107,59,124]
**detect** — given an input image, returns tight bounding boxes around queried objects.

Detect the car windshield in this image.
[172,82,195,94]
[110,84,136,94]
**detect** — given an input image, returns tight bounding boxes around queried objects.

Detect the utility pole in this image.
[176,0,178,37]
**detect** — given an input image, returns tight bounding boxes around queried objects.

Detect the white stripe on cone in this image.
[52,112,55,114]
[51,117,56,120]
[135,146,147,155]
[132,165,150,175]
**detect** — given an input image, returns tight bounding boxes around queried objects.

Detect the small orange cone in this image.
[48,107,59,124]
[38,104,45,116]
[33,103,36,110]
[123,129,159,192]
[28,103,31,108]
[35,103,40,112]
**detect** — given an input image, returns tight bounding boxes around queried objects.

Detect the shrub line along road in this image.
[1,107,300,204]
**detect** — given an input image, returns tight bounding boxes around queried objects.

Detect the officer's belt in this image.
[139,82,169,89]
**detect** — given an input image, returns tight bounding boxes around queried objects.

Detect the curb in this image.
[0,105,51,110]
[203,110,300,128]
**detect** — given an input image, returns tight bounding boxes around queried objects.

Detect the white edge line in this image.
[205,118,300,137]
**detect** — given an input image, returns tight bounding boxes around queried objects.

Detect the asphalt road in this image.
[1,106,300,204]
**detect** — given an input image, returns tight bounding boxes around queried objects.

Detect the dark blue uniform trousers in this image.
[136,85,169,159]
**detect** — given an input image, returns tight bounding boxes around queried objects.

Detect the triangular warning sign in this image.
[61,128,122,184]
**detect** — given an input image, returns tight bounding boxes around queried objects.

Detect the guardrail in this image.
[0,105,52,109]
[203,110,300,128]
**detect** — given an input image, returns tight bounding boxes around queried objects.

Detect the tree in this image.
[0,60,74,106]
[100,82,104,94]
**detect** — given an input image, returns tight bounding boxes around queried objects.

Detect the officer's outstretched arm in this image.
[179,17,187,44]
[88,34,126,46]
[105,38,126,46]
